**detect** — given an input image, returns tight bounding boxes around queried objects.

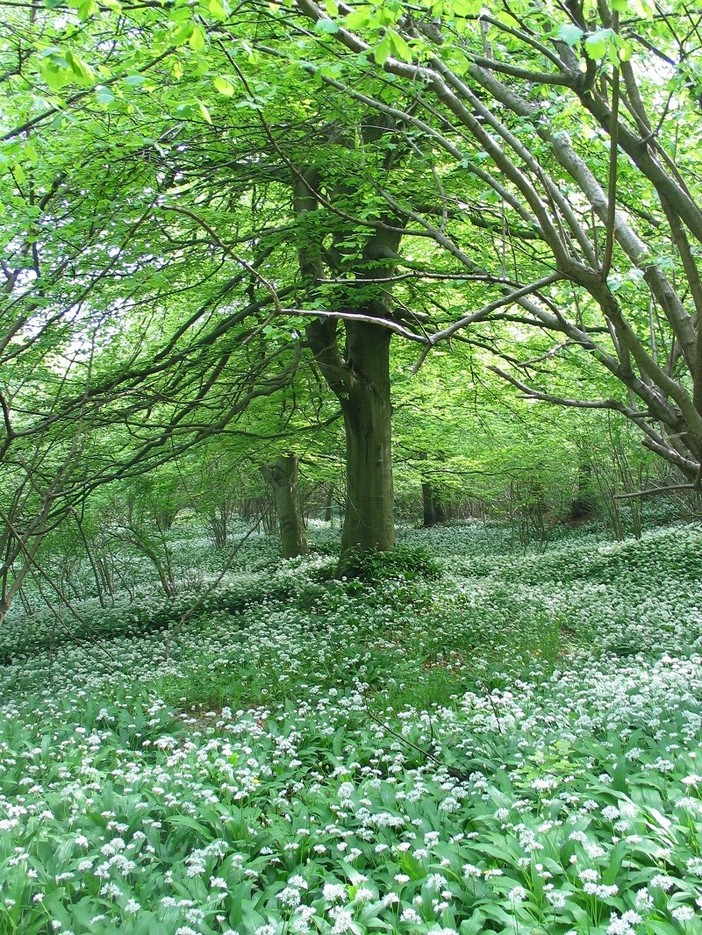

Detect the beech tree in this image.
[3,0,702,592]
[289,0,702,487]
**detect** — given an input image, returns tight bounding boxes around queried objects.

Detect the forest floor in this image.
[1,520,702,934]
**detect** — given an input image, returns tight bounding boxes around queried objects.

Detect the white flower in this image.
[508,886,527,905]
[635,888,654,911]
[583,882,618,898]
[650,874,676,891]
[278,886,301,907]
[546,890,566,908]
[426,873,448,891]
[323,883,347,902]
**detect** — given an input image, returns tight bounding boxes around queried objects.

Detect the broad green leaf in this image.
[388,29,412,62]
[172,22,194,45]
[189,25,207,52]
[584,28,613,61]
[344,4,372,29]
[209,0,229,18]
[95,85,115,104]
[315,17,340,34]
[373,33,393,65]
[77,0,98,19]
[451,0,485,14]
[558,24,583,47]
[214,76,235,96]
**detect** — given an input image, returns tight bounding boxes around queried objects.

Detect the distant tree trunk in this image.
[112,519,177,597]
[323,484,334,524]
[155,508,179,532]
[422,481,446,527]
[306,315,396,568]
[0,532,47,623]
[570,463,595,521]
[261,454,307,559]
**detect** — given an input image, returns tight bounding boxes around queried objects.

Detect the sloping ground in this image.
[0,523,701,934]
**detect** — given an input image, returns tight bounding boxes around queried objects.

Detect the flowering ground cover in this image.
[1,521,702,934]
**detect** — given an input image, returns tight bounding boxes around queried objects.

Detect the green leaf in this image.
[344,4,371,29]
[460,910,486,934]
[213,76,234,96]
[189,25,207,52]
[387,29,411,62]
[95,85,115,104]
[172,21,194,45]
[198,100,213,124]
[373,34,393,66]
[208,0,228,18]
[451,0,485,14]
[77,0,98,19]
[584,28,613,61]
[315,17,340,34]
[558,24,583,47]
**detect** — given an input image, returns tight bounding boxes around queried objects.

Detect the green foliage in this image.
[340,543,443,582]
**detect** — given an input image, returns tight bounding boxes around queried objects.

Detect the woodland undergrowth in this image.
[1,521,702,934]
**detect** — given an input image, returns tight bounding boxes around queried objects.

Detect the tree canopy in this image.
[2,0,702,600]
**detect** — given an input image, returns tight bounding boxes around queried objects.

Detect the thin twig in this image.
[365,706,470,781]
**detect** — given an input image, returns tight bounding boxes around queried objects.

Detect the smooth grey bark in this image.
[261,454,307,559]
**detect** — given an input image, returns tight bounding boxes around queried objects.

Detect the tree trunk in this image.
[261,454,307,559]
[292,154,402,569]
[570,463,595,522]
[323,484,334,525]
[422,481,446,527]
[339,322,395,557]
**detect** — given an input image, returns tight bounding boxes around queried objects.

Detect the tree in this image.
[261,454,307,558]
[4,0,702,595]
[289,0,702,487]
